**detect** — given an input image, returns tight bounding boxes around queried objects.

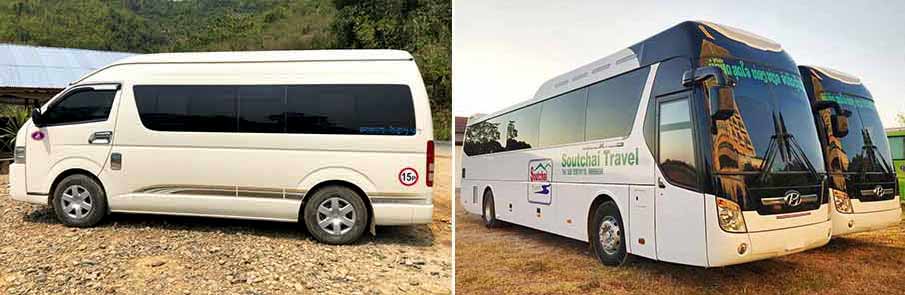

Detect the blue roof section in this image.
[0,43,136,89]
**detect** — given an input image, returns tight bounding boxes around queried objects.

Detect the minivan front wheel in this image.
[303,186,368,245]
[51,174,108,227]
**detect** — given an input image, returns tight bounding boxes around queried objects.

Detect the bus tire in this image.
[590,200,629,266]
[51,174,108,228]
[482,190,501,228]
[302,185,368,245]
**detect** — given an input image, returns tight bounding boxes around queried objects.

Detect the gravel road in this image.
[0,155,452,295]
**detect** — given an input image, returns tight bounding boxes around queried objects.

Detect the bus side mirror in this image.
[815,101,850,137]
[831,111,850,138]
[709,86,737,121]
[31,108,44,128]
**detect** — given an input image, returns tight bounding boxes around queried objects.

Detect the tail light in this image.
[426,140,434,187]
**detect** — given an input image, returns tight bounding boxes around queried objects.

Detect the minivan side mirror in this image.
[31,108,44,128]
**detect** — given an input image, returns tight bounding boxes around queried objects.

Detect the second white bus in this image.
[460,21,832,267]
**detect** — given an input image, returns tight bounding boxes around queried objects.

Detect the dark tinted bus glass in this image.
[134,84,415,135]
[586,67,650,140]
[42,89,117,126]
[539,88,588,147]
[286,85,416,135]
[504,104,540,151]
[463,120,504,156]
[659,97,698,188]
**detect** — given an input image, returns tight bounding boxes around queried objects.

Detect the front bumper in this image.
[831,199,902,236]
[8,163,45,205]
[708,219,831,267]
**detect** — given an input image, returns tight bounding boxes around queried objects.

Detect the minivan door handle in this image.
[89,131,113,145]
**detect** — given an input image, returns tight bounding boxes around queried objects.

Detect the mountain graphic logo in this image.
[529,159,553,182]
[534,184,551,195]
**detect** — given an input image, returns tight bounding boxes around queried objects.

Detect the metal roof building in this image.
[0,43,136,106]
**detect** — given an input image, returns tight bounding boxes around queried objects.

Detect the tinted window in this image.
[286,85,415,135]
[42,89,116,125]
[134,84,414,135]
[659,98,698,188]
[134,86,237,132]
[463,120,504,156]
[586,67,650,140]
[239,86,285,133]
[539,88,588,147]
[504,104,540,151]
[890,137,905,160]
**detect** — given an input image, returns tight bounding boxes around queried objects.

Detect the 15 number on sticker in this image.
[399,167,418,186]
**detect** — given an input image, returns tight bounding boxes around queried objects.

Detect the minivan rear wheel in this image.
[302,186,368,245]
[51,174,107,227]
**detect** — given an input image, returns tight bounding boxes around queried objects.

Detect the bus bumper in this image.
[371,196,433,225]
[8,163,45,205]
[831,200,901,236]
[707,220,831,267]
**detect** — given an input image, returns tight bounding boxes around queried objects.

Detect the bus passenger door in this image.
[653,94,708,266]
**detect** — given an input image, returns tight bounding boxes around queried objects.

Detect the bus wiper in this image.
[758,113,820,182]
[858,128,893,175]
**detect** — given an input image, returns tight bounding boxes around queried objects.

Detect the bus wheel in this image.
[590,200,629,266]
[482,190,500,228]
[303,185,368,245]
[51,174,108,228]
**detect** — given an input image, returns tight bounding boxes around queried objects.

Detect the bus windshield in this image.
[819,92,893,175]
[706,57,826,212]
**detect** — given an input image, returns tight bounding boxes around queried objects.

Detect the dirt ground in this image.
[0,151,452,295]
[455,199,905,295]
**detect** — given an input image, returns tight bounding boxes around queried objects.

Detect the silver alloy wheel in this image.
[316,197,356,235]
[60,185,92,219]
[598,216,621,255]
[483,201,491,222]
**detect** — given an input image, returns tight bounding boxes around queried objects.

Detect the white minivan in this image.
[8,50,435,244]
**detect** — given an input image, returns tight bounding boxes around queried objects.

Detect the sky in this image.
[452,0,905,128]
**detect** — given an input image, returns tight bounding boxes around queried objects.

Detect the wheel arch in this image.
[298,180,374,227]
[48,168,108,211]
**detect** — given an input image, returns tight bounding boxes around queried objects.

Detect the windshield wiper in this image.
[858,128,894,175]
[758,113,821,183]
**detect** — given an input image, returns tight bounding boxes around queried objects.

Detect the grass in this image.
[455,204,905,295]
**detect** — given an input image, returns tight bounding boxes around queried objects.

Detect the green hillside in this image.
[0,0,451,140]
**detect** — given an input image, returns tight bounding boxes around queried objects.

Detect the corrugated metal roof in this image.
[0,43,136,89]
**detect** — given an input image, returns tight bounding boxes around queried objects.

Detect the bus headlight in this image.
[717,197,747,233]
[832,189,853,214]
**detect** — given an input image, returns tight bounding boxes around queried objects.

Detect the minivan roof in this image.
[112,49,414,65]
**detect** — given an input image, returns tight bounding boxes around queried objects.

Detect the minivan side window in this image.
[41,89,117,126]
[134,84,416,135]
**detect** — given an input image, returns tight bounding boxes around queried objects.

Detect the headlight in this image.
[13,146,25,164]
[717,197,747,233]
[831,189,853,214]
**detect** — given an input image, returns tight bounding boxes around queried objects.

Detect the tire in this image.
[589,200,629,266]
[302,186,368,245]
[481,190,501,228]
[51,174,108,227]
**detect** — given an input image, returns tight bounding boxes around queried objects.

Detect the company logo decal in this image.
[528,159,553,205]
[534,184,551,195]
[529,159,552,182]
[784,190,802,207]
[561,147,639,176]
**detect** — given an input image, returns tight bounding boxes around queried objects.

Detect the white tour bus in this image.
[460,21,833,267]
[8,50,434,245]
[800,65,901,236]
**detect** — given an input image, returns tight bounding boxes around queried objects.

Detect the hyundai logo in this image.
[784,190,802,207]
[873,185,885,197]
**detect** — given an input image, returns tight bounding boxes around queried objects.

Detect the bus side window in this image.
[658,97,698,188]
[890,136,905,160]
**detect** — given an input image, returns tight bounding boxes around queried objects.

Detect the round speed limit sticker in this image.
[398,167,419,186]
